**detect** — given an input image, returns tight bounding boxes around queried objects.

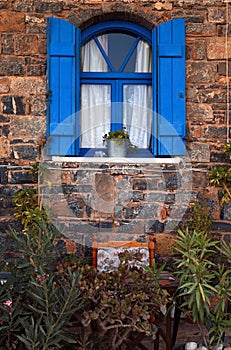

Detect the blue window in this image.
[47,18,186,156]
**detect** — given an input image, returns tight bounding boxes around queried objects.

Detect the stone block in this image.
[187,62,217,83]
[0,78,10,93]
[218,61,231,76]
[0,58,25,76]
[1,125,8,137]
[186,23,216,36]
[9,171,33,184]
[0,138,10,158]
[1,34,14,54]
[192,39,206,60]
[212,221,231,233]
[146,220,164,233]
[187,103,213,122]
[189,143,210,162]
[0,167,7,184]
[0,11,25,33]
[208,8,226,23]
[221,203,231,221]
[11,116,45,139]
[203,126,227,141]
[67,197,85,218]
[2,96,26,115]
[10,77,46,95]
[0,185,19,197]
[12,145,38,160]
[207,37,231,60]
[15,34,39,55]
[132,179,147,190]
[34,1,63,12]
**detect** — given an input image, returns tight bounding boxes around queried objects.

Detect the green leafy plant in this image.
[103,127,137,150]
[57,252,168,350]
[0,213,84,349]
[13,163,52,232]
[174,227,231,349]
[209,143,231,204]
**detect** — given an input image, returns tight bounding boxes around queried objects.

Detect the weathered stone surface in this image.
[221,203,231,221]
[10,77,46,95]
[0,11,25,33]
[218,62,231,76]
[207,37,231,60]
[15,35,39,55]
[10,116,45,138]
[187,62,217,83]
[11,145,38,160]
[9,171,33,184]
[34,1,63,12]
[1,34,14,54]
[0,137,10,158]
[0,167,7,184]
[2,96,26,115]
[208,8,226,23]
[192,39,206,60]
[186,23,216,36]
[187,103,213,122]
[203,126,227,141]
[189,143,210,162]
[0,78,10,93]
[0,58,25,76]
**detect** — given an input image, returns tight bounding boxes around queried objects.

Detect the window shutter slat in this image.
[47,17,80,155]
[153,18,186,156]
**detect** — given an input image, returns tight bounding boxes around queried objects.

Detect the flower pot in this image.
[106,139,128,157]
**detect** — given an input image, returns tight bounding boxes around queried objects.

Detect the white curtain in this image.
[123,40,152,148]
[81,35,111,148]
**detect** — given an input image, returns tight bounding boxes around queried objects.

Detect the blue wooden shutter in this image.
[152,19,186,156]
[47,17,80,155]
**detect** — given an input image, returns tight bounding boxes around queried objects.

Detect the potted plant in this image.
[173,225,231,349]
[103,127,137,157]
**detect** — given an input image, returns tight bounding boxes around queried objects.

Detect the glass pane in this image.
[123,84,152,148]
[80,84,111,148]
[107,33,136,72]
[81,34,151,73]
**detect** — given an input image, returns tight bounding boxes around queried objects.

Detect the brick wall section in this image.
[0,0,231,255]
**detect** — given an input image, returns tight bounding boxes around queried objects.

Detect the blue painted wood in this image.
[47,17,80,155]
[156,18,186,156]
[82,21,151,45]
[80,72,152,80]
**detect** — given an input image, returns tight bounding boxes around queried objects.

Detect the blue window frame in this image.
[47,18,186,157]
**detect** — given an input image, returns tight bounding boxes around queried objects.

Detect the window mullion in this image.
[119,36,140,73]
[111,80,122,131]
[94,35,115,72]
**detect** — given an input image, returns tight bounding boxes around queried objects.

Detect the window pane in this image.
[123,84,152,148]
[80,84,111,148]
[107,33,136,72]
[81,34,151,73]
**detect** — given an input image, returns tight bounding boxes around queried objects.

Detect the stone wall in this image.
[0,0,231,255]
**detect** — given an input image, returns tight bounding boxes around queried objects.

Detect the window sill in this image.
[50,156,183,164]
[45,150,185,164]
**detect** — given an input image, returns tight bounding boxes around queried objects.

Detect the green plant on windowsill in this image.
[103,128,137,148]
